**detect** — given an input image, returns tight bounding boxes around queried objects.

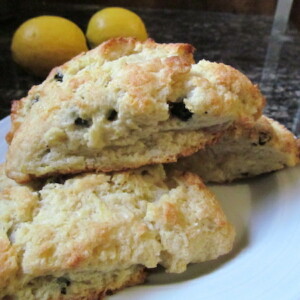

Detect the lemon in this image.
[11,16,88,77]
[86,7,148,48]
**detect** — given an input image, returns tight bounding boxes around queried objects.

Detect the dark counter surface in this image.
[1,5,300,135]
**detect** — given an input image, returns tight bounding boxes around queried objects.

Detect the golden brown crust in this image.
[189,61,265,121]
[179,172,227,225]
[0,235,18,291]
[0,164,17,190]
[6,101,20,144]
[268,119,300,162]
[95,37,195,62]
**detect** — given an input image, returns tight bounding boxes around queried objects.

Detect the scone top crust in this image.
[8,38,264,143]
[189,61,265,120]
[0,164,235,298]
[7,38,195,143]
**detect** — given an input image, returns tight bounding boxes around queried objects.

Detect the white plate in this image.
[1,116,300,300]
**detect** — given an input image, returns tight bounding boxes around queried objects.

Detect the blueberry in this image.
[60,287,67,295]
[32,96,39,105]
[258,132,271,145]
[107,109,118,121]
[48,176,66,185]
[54,72,64,82]
[241,172,249,177]
[168,101,193,121]
[57,277,71,295]
[74,117,91,127]
[57,277,71,286]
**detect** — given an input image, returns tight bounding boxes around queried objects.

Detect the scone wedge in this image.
[6,38,265,182]
[0,164,235,299]
[171,116,299,182]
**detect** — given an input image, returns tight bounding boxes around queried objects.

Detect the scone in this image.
[171,116,299,182]
[0,164,235,299]
[6,38,265,182]
[0,164,18,191]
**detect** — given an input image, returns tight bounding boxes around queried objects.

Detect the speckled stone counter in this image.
[1,6,300,135]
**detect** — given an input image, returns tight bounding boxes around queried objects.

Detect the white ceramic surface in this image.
[1,116,300,300]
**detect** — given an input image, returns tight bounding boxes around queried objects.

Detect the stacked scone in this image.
[170,115,299,182]
[1,38,298,300]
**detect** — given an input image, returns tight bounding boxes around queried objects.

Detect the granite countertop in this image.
[0,5,299,136]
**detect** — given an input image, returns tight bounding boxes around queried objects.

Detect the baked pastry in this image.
[6,38,264,182]
[171,116,299,182]
[0,164,17,191]
[0,164,235,299]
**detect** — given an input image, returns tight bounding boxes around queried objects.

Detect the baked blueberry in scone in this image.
[0,164,235,299]
[170,116,299,182]
[6,38,264,183]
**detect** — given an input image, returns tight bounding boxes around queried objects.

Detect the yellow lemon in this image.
[11,16,88,77]
[86,7,148,48]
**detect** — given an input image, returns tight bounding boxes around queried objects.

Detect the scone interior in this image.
[6,38,265,182]
[171,116,299,182]
[0,164,235,299]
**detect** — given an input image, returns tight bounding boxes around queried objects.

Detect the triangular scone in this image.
[6,38,264,183]
[0,164,235,299]
[171,116,299,182]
